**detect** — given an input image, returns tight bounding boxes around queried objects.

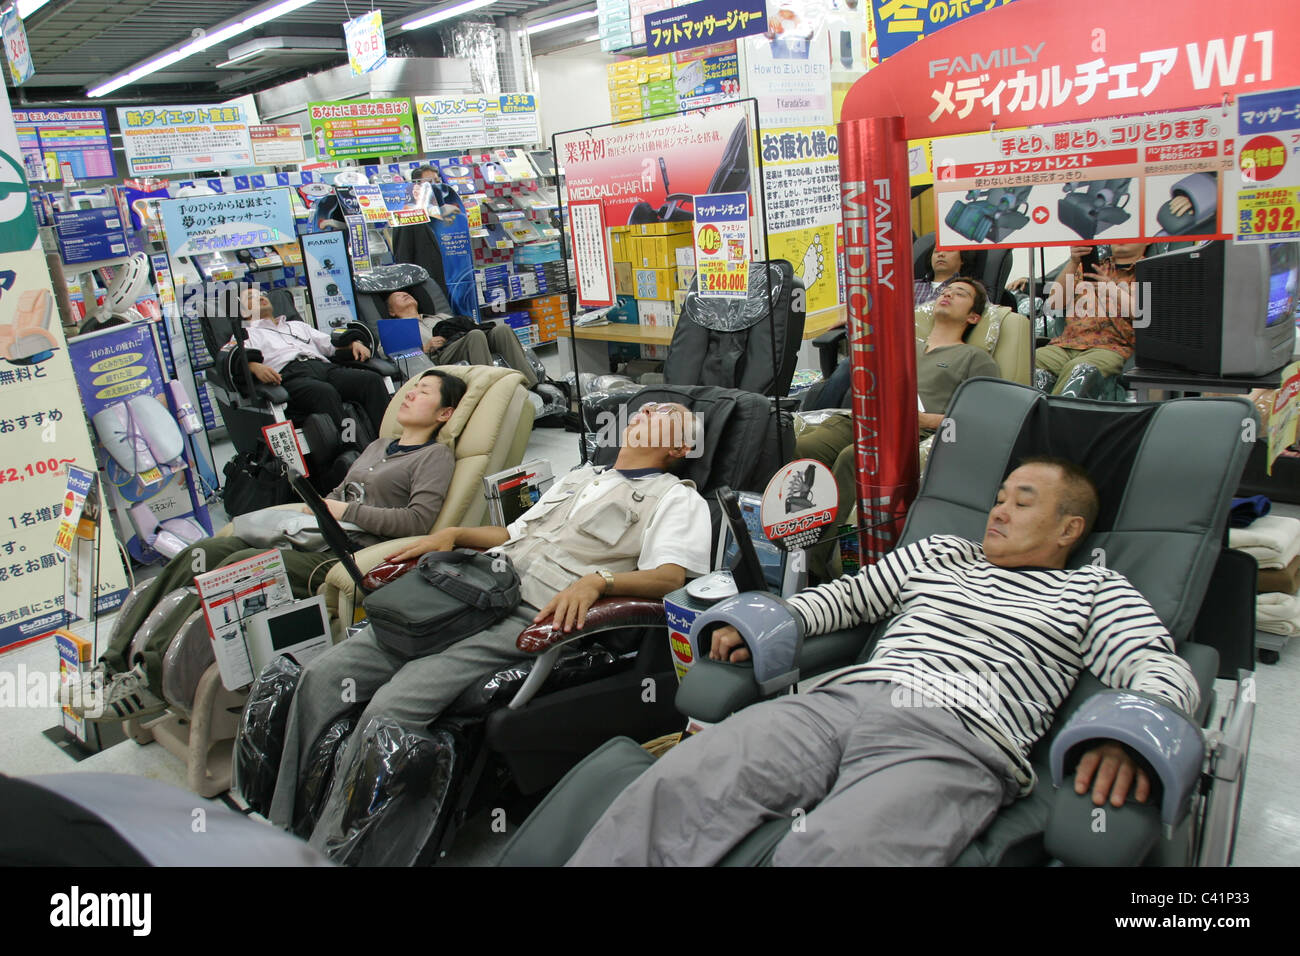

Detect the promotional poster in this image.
[556,103,752,227]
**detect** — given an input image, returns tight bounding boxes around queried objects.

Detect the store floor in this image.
[2,424,1297,867]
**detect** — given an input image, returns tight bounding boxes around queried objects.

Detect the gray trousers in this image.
[567,681,1020,866]
[266,606,537,837]
[433,327,539,388]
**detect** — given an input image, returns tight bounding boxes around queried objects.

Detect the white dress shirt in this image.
[241,316,336,373]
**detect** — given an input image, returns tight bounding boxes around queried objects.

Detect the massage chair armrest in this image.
[212,345,290,405]
[811,327,847,380]
[1044,690,1203,866]
[515,598,667,654]
[331,356,399,379]
[673,625,864,723]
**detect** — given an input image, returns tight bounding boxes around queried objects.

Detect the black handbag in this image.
[363,549,522,658]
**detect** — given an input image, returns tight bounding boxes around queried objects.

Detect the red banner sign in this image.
[839,116,919,565]
[843,0,1299,139]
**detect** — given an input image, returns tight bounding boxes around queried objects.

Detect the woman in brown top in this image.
[78,370,466,721]
[1035,242,1150,395]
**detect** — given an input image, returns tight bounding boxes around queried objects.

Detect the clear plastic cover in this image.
[309,717,457,867]
[293,711,359,839]
[233,656,302,817]
[450,646,621,716]
[682,262,785,332]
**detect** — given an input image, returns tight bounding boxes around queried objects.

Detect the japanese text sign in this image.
[309,98,415,160]
[116,103,253,176]
[159,188,297,258]
[842,0,1300,141]
[645,0,766,54]
[344,9,387,75]
[693,191,751,297]
[414,94,542,152]
[1,6,35,86]
[932,106,1228,248]
[1231,86,1300,243]
[872,0,1016,61]
[13,108,114,182]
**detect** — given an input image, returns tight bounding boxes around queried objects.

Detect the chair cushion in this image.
[914,304,1031,385]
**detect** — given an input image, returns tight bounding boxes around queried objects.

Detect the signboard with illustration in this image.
[309,98,415,160]
[117,103,254,176]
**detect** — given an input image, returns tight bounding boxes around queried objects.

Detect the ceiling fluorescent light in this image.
[527,9,598,35]
[402,0,497,31]
[87,0,318,97]
[16,0,51,18]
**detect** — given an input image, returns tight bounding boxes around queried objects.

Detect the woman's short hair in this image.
[419,368,467,410]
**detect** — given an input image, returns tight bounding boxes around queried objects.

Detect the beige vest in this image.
[496,467,693,609]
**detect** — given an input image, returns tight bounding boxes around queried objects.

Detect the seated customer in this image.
[258,401,711,856]
[73,370,464,721]
[385,290,538,388]
[568,458,1200,866]
[810,248,977,411]
[239,290,391,436]
[797,278,1000,579]
[1035,243,1149,396]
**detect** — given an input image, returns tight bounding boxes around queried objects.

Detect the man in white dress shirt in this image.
[238,290,390,436]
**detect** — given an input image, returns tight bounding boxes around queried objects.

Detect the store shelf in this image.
[562,323,675,346]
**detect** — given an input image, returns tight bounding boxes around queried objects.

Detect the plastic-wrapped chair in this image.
[237,384,793,863]
[499,380,1258,867]
[124,365,534,798]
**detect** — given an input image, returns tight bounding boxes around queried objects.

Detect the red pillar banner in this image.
[838,116,918,565]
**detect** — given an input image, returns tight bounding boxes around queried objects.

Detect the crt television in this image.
[1135,240,1298,377]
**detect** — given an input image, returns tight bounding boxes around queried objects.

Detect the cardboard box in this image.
[675,244,696,268]
[609,227,633,262]
[638,297,677,328]
[635,266,676,300]
[630,221,691,237]
[612,294,639,323]
[673,288,690,312]
[676,264,696,289]
[614,261,635,296]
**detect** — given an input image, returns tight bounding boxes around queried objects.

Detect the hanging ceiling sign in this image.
[871,0,1017,62]
[645,0,767,55]
[344,9,387,75]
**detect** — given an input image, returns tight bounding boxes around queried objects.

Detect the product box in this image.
[612,294,640,323]
[675,244,696,269]
[608,227,633,262]
[676,264,697,289]
[634,266,676,300]
[638,297,676,328]
[614,261,635,296]
[630,221,691,238]
[673,288,690,312]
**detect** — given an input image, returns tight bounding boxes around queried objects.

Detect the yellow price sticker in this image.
[1238,187,1300,238]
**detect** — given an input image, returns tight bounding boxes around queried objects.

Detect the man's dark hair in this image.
[419,368,467,417]
[1018,455,1100,546]
[412,165,438,180]
[943,277,988,341]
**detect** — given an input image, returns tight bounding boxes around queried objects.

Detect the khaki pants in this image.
[1035,346,1125,395]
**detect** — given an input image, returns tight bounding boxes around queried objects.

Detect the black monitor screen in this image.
[268,604,326,651]
[1266,243,1299,328]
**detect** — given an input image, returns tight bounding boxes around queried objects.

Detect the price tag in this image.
[1237,187,1300,241]
[261,421,309,477]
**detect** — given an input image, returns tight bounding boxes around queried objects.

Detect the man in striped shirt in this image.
[567,457,1200,866]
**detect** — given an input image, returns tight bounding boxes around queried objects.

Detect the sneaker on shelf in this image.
[90,664,167,723]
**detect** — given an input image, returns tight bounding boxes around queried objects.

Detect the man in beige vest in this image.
[261,401,711,858]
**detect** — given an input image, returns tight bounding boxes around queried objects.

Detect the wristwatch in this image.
[597,569,615,594]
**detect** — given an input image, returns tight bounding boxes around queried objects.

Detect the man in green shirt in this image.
[796,278,1001,580]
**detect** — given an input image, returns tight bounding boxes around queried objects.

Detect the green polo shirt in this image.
[917,341,1000,437]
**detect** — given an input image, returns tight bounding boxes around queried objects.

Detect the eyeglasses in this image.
[637,402,681,417]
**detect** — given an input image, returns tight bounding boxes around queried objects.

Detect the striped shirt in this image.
[787,535,1200,792]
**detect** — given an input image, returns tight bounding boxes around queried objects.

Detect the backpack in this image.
[363,550,522,658]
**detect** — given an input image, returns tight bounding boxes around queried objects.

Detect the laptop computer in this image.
[376,318,435,376]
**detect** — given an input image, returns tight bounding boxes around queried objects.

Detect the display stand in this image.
[551,98,785,465]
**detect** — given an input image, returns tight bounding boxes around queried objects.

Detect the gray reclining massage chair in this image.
[499,379,1258,866]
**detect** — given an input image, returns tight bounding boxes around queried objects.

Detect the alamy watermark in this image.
[1,664,104,719]
[889,664,1003,721]
[1044,274,1152,328]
